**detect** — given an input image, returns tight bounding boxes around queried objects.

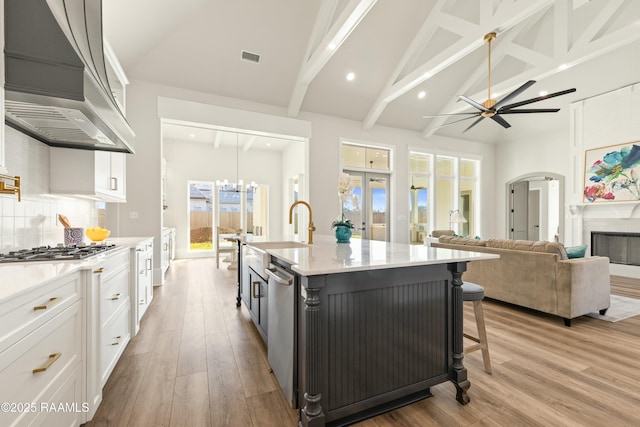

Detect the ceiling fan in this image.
[423,32,576,132]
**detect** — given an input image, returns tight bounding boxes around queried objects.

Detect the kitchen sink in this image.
[245,241,307,277]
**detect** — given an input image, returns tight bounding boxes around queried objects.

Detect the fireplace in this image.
[591,232,640,266]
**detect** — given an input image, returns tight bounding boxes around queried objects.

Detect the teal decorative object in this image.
[566,244,588,259]
[335,224,352,243]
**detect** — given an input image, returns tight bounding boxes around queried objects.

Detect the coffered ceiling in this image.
[103,0,640,145]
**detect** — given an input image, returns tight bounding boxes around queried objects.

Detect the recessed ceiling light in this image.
[418,91,426,99]
[422,72,432,79]
[346,72,355,81]
[328,43,337,50]
[539,90,548,96]
[189,133,195,138]
[266,143,271,147]
[559,63,569,70]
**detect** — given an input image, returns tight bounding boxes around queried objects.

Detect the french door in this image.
[345,171,390,241]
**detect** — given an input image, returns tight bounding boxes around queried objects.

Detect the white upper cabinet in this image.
[50,148,127,203]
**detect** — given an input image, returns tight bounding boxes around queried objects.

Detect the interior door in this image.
[346,172,390,241]
[527,189,540,241]
[509,180,528,240]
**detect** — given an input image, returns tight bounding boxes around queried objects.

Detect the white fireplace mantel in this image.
[568,202,640,278]
[569,202,640,219]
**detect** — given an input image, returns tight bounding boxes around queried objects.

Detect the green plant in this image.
[331,217,355,230]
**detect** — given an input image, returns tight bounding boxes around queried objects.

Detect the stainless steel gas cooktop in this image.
[0,244,117,263]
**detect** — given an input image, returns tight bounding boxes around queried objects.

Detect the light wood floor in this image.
[84,260,640,427]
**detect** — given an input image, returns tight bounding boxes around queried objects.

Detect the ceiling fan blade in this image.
[499,88,577,110]
[493,80,536,110]
[491,114,511,129]
[462,116,485,133]
[431,114,481,130]
[422,112,477,118]
[499,108,560,114]
[458,95,488,112]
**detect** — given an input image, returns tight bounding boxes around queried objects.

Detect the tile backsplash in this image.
[1,126,98,252]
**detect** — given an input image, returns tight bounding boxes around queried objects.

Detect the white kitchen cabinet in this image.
[160,227,175,284]
[49,147,127,202]
[85,249,131,420]
[131,238,154,335]
[0,273,83,427]
[94,151,126,201]
[50,147,127,202]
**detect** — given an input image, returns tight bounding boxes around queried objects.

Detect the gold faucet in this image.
[289,200,316,244]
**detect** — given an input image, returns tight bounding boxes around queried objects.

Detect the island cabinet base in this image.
[297,262,469,427]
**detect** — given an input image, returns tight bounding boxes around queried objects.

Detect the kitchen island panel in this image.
[298,262,467,427]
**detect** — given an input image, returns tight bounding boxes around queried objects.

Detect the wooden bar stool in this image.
[462,282,492,374]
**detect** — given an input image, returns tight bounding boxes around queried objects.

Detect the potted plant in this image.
[332,173,356,243]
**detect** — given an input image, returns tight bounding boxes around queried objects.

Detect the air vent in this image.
[241,50,261,63]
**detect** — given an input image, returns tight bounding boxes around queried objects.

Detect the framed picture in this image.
[584,140,640,203]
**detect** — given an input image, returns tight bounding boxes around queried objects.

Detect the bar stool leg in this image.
[473,300,492,374]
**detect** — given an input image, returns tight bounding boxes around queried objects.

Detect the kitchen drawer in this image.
[0,301,82,426]
[0,272,82,353]
[100,265,130,327]
[100,304,130,387]
[95,250,130,281]
[30,363,84,427]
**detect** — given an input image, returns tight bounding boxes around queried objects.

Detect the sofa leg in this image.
[563,318,571,327]
[599,308,608,316]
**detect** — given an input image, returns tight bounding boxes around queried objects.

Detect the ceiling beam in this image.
[422,4,640,138]
[571,0,626,51]
[363,0,555,130]
[287,0,378,117]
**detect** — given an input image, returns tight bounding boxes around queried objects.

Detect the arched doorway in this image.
[506,172,564,242]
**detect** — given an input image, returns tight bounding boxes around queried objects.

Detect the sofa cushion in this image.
[566,244,588,259]
[438,236,486,246]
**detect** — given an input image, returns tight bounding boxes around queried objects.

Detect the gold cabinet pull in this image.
[252,281,261,299]
[94,268,104,274]
[32,353,62,374]
[33,297,60,311]
[111,336,122,346]
[111,293,122,301]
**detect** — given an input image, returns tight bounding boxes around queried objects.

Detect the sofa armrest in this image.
[556,256,610,318]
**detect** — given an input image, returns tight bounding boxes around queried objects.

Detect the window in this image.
[188,181,268,251]
[343,143,390,171]
[189,181,213,251]
[408,152,480,242]
[341,141,392,241]
[409,153,430,244]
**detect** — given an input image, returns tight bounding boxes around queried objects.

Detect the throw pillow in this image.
[566,244,588,259]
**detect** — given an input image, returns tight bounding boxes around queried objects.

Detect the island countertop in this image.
[260,236,498,276]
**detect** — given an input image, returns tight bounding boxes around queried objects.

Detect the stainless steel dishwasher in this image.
[265,263,296,408]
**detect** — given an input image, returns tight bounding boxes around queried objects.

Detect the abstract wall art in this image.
[584,141,640,203]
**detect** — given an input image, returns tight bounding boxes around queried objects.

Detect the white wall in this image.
[163,139,287,258]
[110,79,497,277]
[1,126,98,251]
[299,112,497,241]
[568,83,640,277]
[495,127,570,239]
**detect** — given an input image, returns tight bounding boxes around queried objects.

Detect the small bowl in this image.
[86,228,111,242]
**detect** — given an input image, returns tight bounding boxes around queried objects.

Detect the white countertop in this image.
[255,236,498,276]
[0,236,152,304]
[0,246,131,302]
[107,236,154,247]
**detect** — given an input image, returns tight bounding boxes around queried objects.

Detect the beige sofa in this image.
[432,236,611,326]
